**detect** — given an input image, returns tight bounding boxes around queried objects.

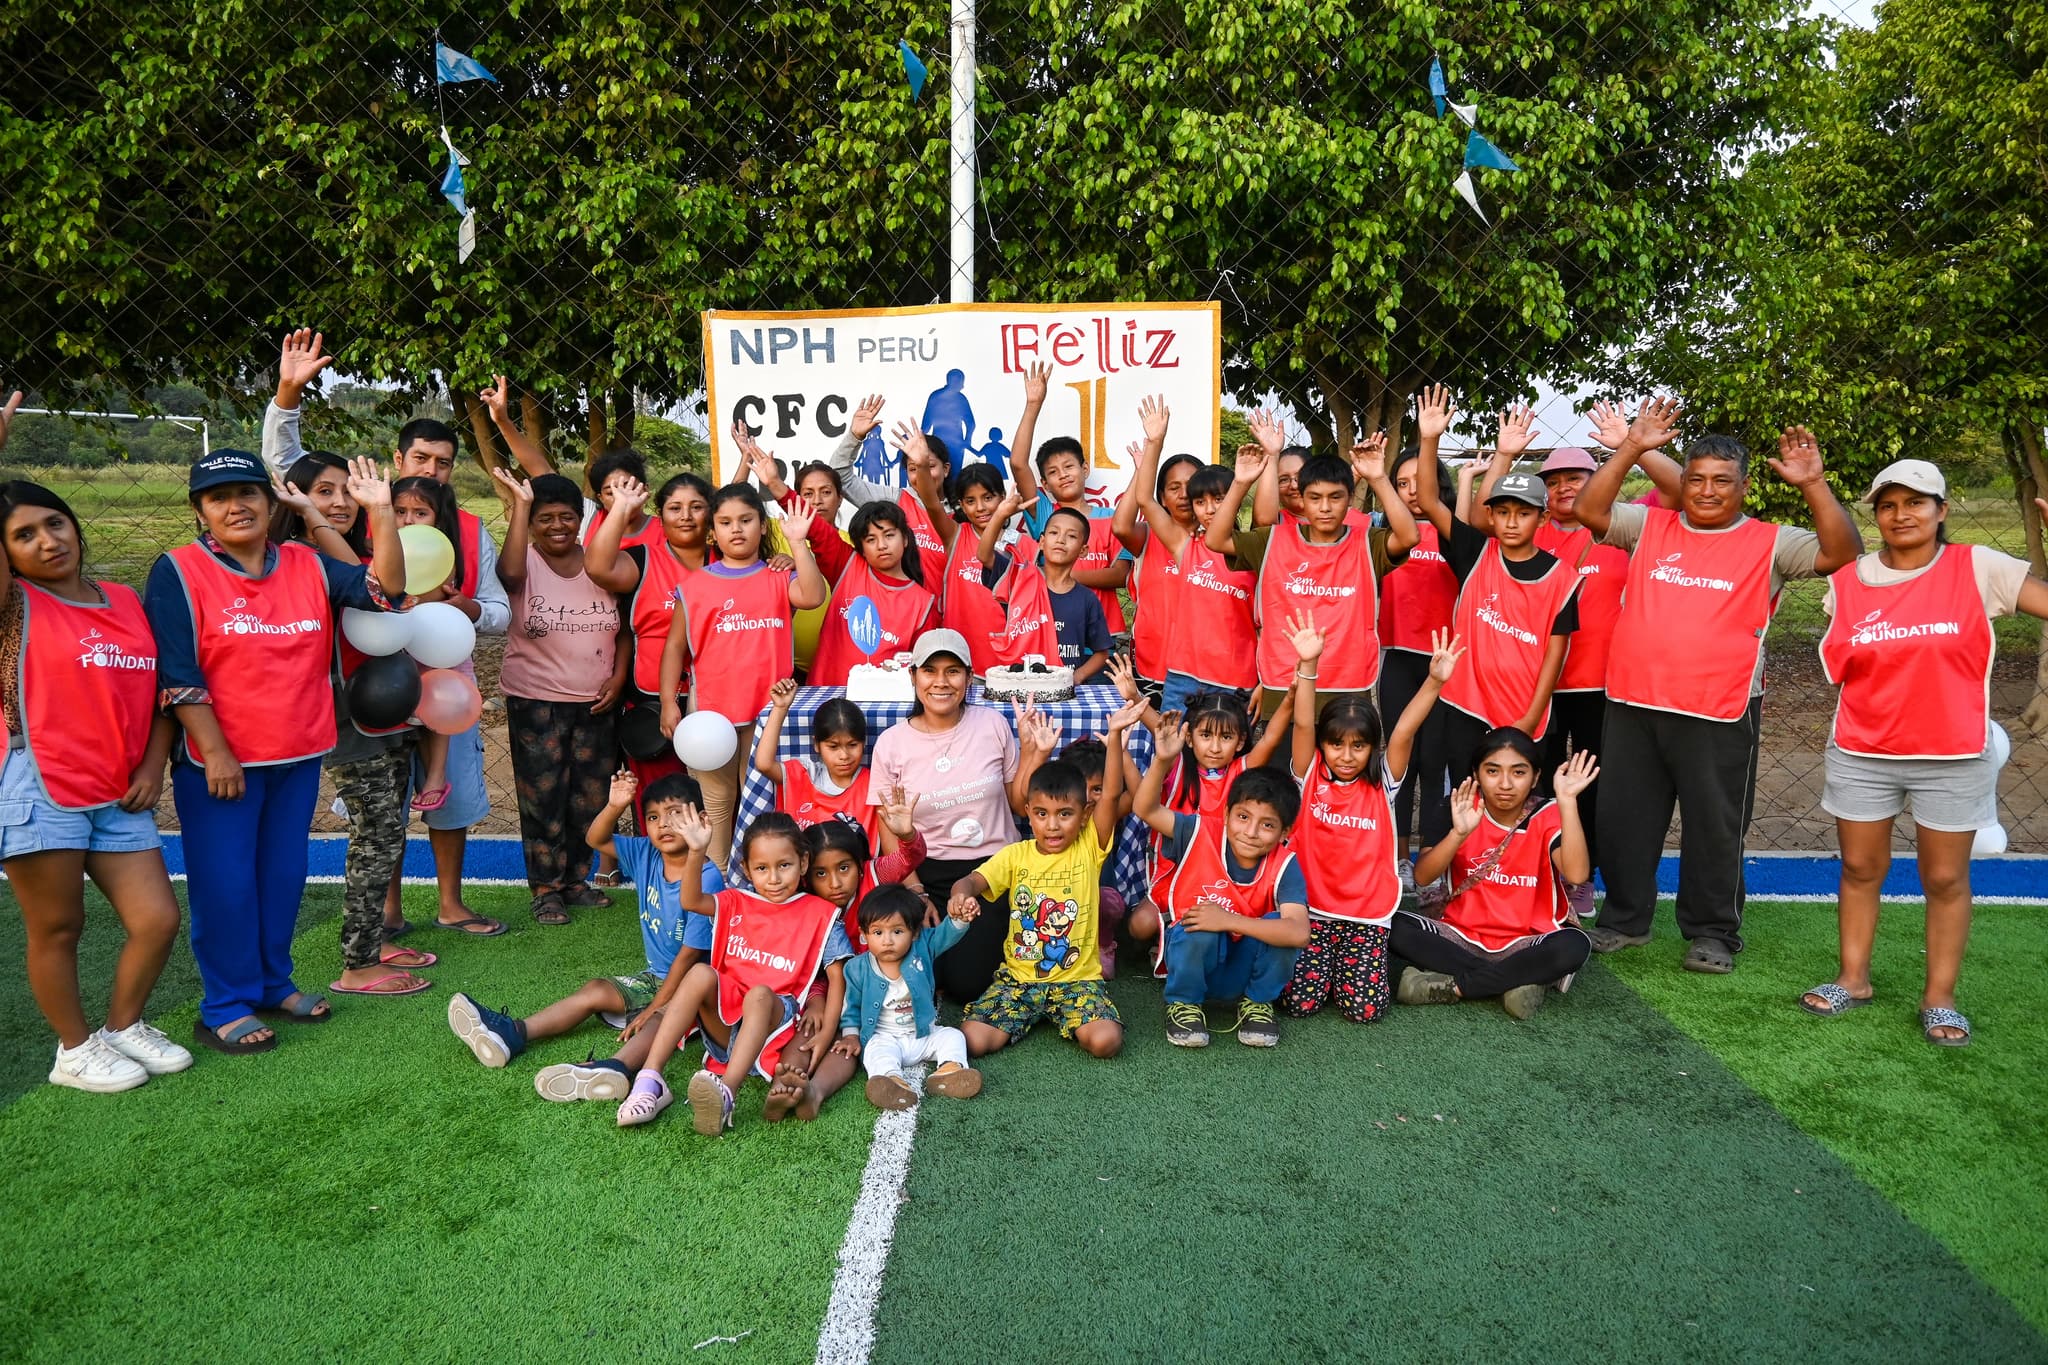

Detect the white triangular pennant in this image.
[1450,101,1478,127]
[1452,170,1487,222]
[458,208,477,263]
[439,125,470,167]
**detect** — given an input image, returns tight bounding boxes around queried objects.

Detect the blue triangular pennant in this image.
[899,40,928,100]
[1463,131,1520,172]
[1429,56,1446,118]
[436,41,498,85]
[440,159,467,215]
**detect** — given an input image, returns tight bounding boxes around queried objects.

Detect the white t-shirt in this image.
[876,975,917,1040]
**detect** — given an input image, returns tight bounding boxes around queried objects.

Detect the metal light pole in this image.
[949,0,977,303]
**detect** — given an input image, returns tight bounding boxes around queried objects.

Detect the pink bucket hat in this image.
[1539,446,1599,475]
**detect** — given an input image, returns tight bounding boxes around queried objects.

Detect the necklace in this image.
[912,712,962,771]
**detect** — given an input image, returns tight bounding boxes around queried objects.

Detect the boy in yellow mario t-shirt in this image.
[949,701,1144,1059]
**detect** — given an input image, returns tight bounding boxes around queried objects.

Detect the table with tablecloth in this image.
[726,684,1156,902]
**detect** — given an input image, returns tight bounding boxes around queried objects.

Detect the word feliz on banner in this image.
[701,303,1223,505]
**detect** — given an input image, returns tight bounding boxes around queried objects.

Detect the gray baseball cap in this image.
[909,628,974,667]
[1485,471,1549,509]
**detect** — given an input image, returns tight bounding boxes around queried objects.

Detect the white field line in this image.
[815,1070,925,1365]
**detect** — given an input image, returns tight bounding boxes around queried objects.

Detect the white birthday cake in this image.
[846,652,917,703]
[984,654,1075,703]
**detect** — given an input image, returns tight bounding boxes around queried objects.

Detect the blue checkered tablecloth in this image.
[726,683,1156,902]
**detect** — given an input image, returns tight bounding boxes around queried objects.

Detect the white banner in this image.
[701,302,1222,507]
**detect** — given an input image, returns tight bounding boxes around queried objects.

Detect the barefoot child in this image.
[1132,754,1311,1049]
[1393,735,1597,1019]
[836,885,984,1110]
[953,704,1142,1061]
[618,811,840,1132]
[753,681,879,846]
[1275,617,1465,1024]
[444,772,721,1098]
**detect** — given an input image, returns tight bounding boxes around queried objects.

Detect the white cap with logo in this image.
[1864,459,1946,503]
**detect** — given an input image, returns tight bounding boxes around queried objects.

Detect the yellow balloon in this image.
[793,602,826,672]
[398,524,455,596]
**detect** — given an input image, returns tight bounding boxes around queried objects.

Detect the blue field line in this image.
[142,835,2048,901]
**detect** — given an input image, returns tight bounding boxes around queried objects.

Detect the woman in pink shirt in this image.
[493,471,631,925]
[869,629,1031,1001]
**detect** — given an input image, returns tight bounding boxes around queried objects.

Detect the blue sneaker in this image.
[534,1056,632,1102]
[448,993,526,1068]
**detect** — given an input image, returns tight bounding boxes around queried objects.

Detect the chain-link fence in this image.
[3,0,2042,851]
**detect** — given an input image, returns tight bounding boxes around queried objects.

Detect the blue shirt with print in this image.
[616,837,723,976]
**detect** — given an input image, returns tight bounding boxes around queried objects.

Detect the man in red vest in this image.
[1574,401,1861,973]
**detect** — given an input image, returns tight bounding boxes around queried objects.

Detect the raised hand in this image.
[479,375,514,425]
[277,328,332,397]
[271,476,314,514]
[1248,407,1286,457]
[1233,443,1270,486]
[1554,749,1600,799]
[1624,396,1682,452]
[609,475,651,516]
[879,784,920,839]
[781,496,816,543]
[0,390,20,451]
[1449,777,1482,836]
[889,420,935,465]
[1105,652,1140,703]
[767,677,799,711]
[1427,628,1466,684]
[344,456,391,512]
[1153,713,1188,762]
[995,488,1026,523]
[1022,362,1051,406]
[490,466,534,507]
[1585,399,1630,450]
[1416,384,1454,441]
[608,768,638,808]
[1768,425,1826,488]
[1017,701,1063,757]
[1284,609,1325,663]
[1349,433,1388,484]
[1497,405,1539,460]
[850,394,887,440]
[1139,394,1171,443]
[676,803,713,854]
[1105,696,1148,735]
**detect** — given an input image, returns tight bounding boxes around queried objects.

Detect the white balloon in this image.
[403,602,477,670]
[1988,721,2012,769]
[673,710,738,770]
[1972,822,2008,857]
[340,608,413,657]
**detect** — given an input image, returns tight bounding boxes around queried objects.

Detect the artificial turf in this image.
[1605,900,2048,1334]
[0,885,872,1362]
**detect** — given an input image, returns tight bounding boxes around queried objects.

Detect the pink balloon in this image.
[414,668,483,736]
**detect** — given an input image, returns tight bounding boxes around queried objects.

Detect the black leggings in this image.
[1390,914,1591,999]
[1379,650,1453,852]
[916,855,1009,1003]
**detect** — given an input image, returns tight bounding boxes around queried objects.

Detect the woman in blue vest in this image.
[144,450,407,1055]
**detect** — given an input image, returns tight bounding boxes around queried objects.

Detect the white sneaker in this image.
[99,1020,195,1075]
[49,1036,149,1094]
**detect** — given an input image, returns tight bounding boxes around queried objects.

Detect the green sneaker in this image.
[1501,984,1547,1019]
[1397,970,1458,1006]
[1233,999,1280,1047]
[1165,1002,1210,1048]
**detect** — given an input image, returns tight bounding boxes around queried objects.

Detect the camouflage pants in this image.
[329,747,412,971]
[506,695,616,892]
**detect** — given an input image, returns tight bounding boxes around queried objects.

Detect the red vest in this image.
[899,492,950,589]
[1254,520,1380,692]
[779,759,880,846]
[679,563,793,722]
[1160,816,1296,931]
[707,887,838,1076]
[1293,761,1401,924]
[626,542,698,696]
[1130,528,1182,680]
[453,509,484,598]
[16,581,158,809]
[1607,510,1778,721]
[1821,546,1994,759]
[1534,521,1629,693]
[1439,543,1580,738]
[1077,516,1129,633]
[1168,537,1257,691]
[810,559,936,687]
[1378,522,1458,654]
[1441,801,1567,952]
[166,541,335,766]
[584,504,665,552]
[941,534,1060,674]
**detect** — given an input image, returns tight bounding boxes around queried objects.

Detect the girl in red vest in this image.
[754,683,881,848]
[586,471,714,806]
[1278,614,1464,1025]
[0,478,188,1092]
[1801,465,2048,1047]
[1112,437,1202,707]
[938,465,1060,674]
[809,499,940,686]
[1393,733,1597,1019]
[618,811,841,1132]
[655,484,828,862]
[1378,446,1460,890]
[144,449,407,1056]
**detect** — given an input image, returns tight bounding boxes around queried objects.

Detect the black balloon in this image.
[618,704,669,761]
[347,653,423,730]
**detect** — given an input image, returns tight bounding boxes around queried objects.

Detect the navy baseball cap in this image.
[189,449,270,495]
[1485,471,1549,509]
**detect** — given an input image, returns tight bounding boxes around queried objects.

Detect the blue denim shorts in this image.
[700,993,800,1074]
[409,721,490,830]
[0,746,162,860]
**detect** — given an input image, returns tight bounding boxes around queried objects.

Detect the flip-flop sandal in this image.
[531,894,571,927]
[193,1016,278,1055]
[329,972,433,997]
[379,945,438,968]
[410,786,451,813]
[257,992,332,1023]
[430,915,507,937]
[1921,1006,1972,1047]
[592,869,626,888]
[1799,983,1872,1017]
[383,919,416,941]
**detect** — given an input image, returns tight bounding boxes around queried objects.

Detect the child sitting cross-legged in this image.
[1132,727,1312,1048]
[952,700,1145,1060]
[445,771,721,1098]
[835,884,984,1110]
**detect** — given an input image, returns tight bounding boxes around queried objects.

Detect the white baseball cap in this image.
[1865,459,1946,503]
